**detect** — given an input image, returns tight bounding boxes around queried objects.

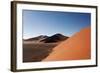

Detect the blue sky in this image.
[23,10,91,39]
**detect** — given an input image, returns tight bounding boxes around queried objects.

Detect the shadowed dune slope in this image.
[43,27,91,61]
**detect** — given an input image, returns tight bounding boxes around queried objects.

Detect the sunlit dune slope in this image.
[43,27,91,61]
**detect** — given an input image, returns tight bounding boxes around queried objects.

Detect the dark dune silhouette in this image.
[24,33,69,43]
[40,33,69,43]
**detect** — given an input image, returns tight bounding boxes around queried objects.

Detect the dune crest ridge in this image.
[43,27,91,61]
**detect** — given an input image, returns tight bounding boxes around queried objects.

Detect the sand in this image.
[43,27,91,61]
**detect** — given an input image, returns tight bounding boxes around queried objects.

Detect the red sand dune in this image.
[43,27,91,61]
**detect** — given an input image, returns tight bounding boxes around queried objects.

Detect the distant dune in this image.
[40,33,69,43]
[24,33,69,43]
[24,35,48,42]
[43,27,91,61]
